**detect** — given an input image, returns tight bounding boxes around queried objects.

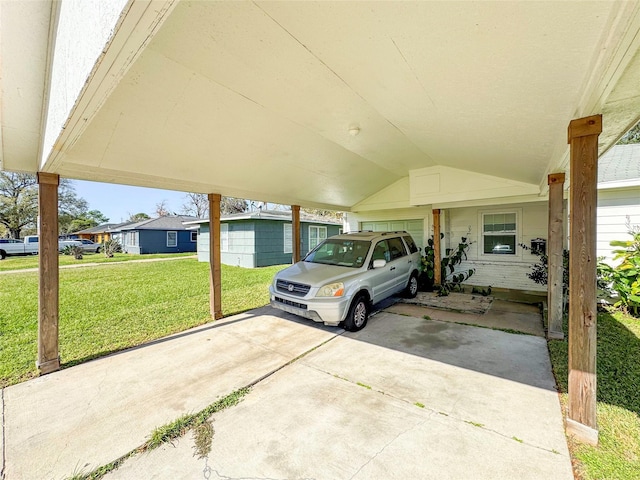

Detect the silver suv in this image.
[270,231,421,331]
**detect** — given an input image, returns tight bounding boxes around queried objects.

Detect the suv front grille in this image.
[276,279,311,297]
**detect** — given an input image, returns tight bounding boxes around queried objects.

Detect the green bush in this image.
[598,222,640,316]
[102,238,122,258]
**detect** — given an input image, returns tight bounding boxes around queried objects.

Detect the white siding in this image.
[350,203,551,291]
[446,201,551,292]
[597,187,640,264]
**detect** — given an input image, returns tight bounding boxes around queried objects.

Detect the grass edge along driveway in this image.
[0,259,286,387]
[548,311,640,480]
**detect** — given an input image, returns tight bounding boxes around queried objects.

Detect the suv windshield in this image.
[304,239,371,268]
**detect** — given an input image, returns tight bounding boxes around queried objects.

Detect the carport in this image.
[3,0,640,446]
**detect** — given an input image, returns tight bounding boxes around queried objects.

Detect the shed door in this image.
[360,220,424,251]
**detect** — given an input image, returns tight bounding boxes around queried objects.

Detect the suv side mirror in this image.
[372,259,387,269]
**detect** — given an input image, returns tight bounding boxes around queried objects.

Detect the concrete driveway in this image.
[1,304,573,480]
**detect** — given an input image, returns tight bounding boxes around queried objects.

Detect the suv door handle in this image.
[390,267,396,271]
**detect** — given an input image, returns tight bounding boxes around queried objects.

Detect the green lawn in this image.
[0,251,195,272]
[548,311,640,480]
[0,259,286,387]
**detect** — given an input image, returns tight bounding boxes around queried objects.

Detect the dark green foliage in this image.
[418,233,475,296]
[520,244,570,294]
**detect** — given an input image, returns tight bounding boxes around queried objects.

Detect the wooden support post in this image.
[37,172,61,374]
[292,205,301,263]
[547,173,566,340]
[433,209,442,286]
[208,193,223,319]
[567,114,601,446]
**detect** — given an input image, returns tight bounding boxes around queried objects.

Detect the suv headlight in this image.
[316,282,345,297]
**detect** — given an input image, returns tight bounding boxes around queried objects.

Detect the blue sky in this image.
[72,180,190,223]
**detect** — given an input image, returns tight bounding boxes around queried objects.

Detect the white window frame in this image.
[479,210,519,258]
[167,231,178,247]
[190,230,198,242]
[309,225,327,250]
[283,223,292,254]
[127,231,139,246]
[221,223,229,252]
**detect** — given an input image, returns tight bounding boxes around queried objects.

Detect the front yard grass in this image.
[0,259,286,387]
[0,251,195,272]
[548,311,640,480]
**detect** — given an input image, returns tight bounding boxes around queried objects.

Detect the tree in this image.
[0,172,96,238]
[127,212,150,222]
[64,210,110,234]
[155,200,170,217]
[221,197,247,215]
[302,208,344,223]
[182,193,209,218]
[0,172,38,238]
[618,122,640,144]
[182,194,247,217]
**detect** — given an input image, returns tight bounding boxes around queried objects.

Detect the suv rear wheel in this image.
[405,272,419,298]
[344,294,368,332]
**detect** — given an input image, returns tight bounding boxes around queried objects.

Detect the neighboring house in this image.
[108,216,198,255]
[597,144,640,264]
[187,210,342,268]
[70,223,119,243]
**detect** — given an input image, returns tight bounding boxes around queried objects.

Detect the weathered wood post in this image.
[433,209,442,286]
[292,205,301,263]
[547,173,566,339]
[37,172,61,374]
[567,114,601,445]
[208,193,223,319]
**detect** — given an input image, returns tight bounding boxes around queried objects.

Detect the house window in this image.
[127,231,139,246]
[221,224,229,252]
[309,225,327,250]
[167,231,178,247]
[190,231,197,242]
[482,212,517,255]
[284,223,292,253]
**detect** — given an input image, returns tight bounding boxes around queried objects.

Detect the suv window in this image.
[403,235,418,254]
[387,237,407,260]
[305,239,370,268]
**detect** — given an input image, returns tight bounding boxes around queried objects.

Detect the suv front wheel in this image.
[344,294,369,332]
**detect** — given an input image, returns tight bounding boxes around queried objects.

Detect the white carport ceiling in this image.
[6,1,640,210]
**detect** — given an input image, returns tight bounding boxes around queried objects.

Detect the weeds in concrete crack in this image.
[356,382,372,390]
[414,402,425,408]
[193,419,215,459]
[464,420,485,428]
[451,321,536,336]
[512,436,524,443]
[65,387,250,480]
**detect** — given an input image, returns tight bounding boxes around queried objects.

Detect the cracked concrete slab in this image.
[3,306,571,480]
[2,307,340,480]
[105,311,571,480]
